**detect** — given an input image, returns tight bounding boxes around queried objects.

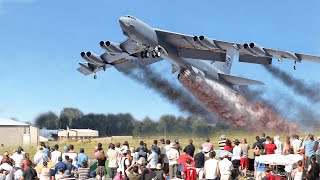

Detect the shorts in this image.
[240,158,249,168]
[232,159,240,168]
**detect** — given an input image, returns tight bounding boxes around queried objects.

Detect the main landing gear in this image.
[140,46,161,58]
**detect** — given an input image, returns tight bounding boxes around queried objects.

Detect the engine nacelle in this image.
[99,41,122,53]
[85,52,104,65]
[249,43,266,56]
[243,43,257,56]
[199,35,219,49]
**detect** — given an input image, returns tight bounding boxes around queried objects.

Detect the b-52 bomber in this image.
[78,16,320,88]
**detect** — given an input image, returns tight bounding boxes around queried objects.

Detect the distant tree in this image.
[59,108,83,129]
[35,111,59,129]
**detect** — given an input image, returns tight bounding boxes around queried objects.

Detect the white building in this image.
[0,118,39,147]
[58,128,98,140]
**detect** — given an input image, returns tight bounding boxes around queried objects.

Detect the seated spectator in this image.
[125,164,141,180]
[113,168,126,180]
[263,167,275,180]
[54,157,67,174]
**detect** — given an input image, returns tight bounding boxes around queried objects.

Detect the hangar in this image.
[0,118,39,147]
[58,128,99,140]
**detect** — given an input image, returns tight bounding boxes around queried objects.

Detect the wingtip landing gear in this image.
[94,74,97,79]
[294,61,297,70]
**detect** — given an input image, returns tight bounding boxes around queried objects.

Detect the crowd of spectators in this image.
[0,133,320,180]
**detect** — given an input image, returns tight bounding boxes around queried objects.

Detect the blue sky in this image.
[0,1,320,122]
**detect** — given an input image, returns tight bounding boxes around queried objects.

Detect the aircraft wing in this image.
[155,29,320,64]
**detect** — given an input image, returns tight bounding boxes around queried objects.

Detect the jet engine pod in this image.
[85,52,104,65]
[99,41,122,53]
[249,43,266,56]
[198,35,219,49]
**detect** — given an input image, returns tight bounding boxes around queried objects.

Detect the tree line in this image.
[34,108,226,136]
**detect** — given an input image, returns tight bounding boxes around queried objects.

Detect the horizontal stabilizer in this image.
[218,73,264,86]
[178,48,226,62]
[239,54,272,65]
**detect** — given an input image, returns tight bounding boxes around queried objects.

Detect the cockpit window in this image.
[125,15,136,20]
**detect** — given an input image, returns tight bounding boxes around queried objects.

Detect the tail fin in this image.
[214,52,234,74]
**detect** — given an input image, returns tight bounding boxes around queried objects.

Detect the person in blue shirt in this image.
[77,148,88,168]
[54,156,67,174]
[303,134,317,169]
[151,140,161,155]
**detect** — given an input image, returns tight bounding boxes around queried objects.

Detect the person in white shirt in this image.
[0,159,13,180]
[231,139,242,174]
[162,140,171,174]
[274,135,282,155]
[33,146,49,165]
[147,149,158,169]
[167,143,179,178]
[50,144,62,163]
[64,145,78,166]
[291,135,302,154]
[11,146,25,170]
[218,152,233,180]
[204,151,219,180]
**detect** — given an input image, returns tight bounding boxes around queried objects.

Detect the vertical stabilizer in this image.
[214,52,234,74]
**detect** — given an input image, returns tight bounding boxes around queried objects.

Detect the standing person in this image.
[21,160,37,180]
[265,138,277,155]
[254,152,266,180]
[291,160,304,180]
[202,138,213,151]
[158,138,165,165]
[239,138,250,178]
[122,141,129,152]
[231,139,242,175]
[162,140,171,174]
[274,136,282,155]
[77,148,88,168]
[194,147,205,180]
[253,136,264,157]
[107,143,119,179]
[34,146,49,166]
[218,152,233,180]
[224,139,234,153]
[147,149,158,170]
[184,139,195,158]
[174,139,183,154]
[96,150,107,180]
[118,150,130,178]
[11,146,25,171]
[218,135,227,150]
[283,137,292,155]
[151,140,161,156]
[285,148,301,180]
[65,145,77,167]
[22,153,32,171]
[155,163,166,180]
[203,151,219,180]
[38,161,51,180]
[307,155,319,180]
[259,133,266,144]
[182,158,197,180]
[50,144,62,163]
[292,135,302,154]
[303,134,317,168]
[167,143,179,178]
[0,158,13,180]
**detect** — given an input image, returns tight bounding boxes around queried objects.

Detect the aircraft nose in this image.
[119,16,129,28]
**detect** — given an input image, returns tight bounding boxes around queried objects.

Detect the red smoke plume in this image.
[179,72,298,133]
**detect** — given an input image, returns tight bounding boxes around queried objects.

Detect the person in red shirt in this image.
[223,139,234,153]
[182,158,197,180]
[265,139,277,154]
[264,167,275,180]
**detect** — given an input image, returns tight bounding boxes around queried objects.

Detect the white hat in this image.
[156,163,162,170]
[169,142,176,148]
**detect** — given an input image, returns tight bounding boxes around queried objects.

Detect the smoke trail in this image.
[179,71,297,132]
[121,66,218,123]
[239,86,320,130]
[263,65,320,103]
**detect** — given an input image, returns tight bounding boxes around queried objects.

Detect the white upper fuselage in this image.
[119,16,223,81]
